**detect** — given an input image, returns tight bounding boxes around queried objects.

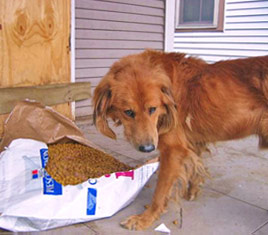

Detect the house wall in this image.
[174,0,268,63]
[74,0,165,118]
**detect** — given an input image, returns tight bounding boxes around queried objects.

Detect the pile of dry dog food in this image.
[46,143,132,185]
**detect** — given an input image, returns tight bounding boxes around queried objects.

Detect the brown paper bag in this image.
[0,100,99,152]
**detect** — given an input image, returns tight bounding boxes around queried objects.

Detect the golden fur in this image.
[93,50,268,230]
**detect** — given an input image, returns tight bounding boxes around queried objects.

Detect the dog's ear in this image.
[93,81,116,139]
[158,87,178,134]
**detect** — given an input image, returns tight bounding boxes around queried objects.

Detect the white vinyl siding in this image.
[75,0,165,118]
[174,0,268,63]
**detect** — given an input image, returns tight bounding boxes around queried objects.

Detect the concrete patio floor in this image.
[1,118,268,235]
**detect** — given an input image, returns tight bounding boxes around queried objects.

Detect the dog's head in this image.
[93,52,178,152]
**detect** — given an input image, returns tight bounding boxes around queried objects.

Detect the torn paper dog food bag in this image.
[0,101,159,232]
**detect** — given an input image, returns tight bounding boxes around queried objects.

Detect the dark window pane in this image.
[201,0,214,22]
[182,0,200,22]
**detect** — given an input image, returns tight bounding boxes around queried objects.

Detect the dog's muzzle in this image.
[139,144,155,153]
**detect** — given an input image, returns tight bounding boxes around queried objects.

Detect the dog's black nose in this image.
[139,144,155,153]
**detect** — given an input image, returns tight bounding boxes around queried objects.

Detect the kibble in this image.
[172,219,178,225]
[46,143,132,185]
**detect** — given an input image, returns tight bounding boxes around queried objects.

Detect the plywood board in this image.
[0,0,71,136]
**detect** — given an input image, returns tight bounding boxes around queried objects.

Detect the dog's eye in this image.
[124,109,135,118]
[149,107,156,115]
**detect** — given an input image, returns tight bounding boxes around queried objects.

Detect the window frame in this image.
[175,0,225,32]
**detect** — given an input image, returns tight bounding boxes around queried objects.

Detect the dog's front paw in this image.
[120,213,155,230]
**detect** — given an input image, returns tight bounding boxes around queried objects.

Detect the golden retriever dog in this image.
[93,49,268,230]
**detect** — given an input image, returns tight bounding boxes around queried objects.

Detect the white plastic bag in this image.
[0,138,159,232]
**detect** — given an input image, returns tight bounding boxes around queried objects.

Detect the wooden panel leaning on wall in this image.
[0,0,71,136]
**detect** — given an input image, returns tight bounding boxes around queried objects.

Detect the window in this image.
[175,0,225,31]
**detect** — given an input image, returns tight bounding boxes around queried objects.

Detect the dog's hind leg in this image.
[258,112,268,148]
